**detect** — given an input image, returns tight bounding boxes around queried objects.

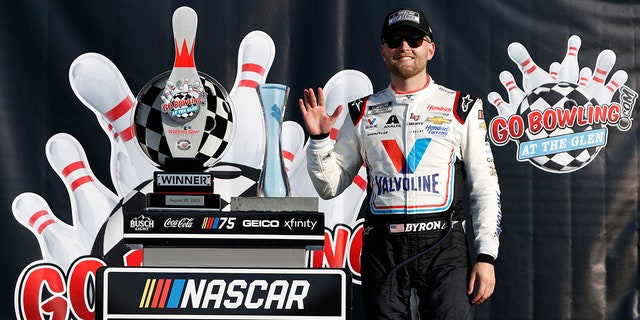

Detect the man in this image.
[299,7,502,319]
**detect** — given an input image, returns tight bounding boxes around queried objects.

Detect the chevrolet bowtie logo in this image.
[426,116,451,125]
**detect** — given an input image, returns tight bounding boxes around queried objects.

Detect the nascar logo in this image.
[139,277,310,310]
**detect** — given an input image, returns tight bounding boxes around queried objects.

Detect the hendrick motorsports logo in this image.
[487,35,637,173]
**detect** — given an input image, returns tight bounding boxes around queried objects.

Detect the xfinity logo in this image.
[285,218,317,231]
[139,278,310,310]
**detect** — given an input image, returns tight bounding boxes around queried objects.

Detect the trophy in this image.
[256,83,291,197]
[132,7,235,209]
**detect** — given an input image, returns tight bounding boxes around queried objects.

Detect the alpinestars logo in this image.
[138,277,310,310]
[488,35,637,173]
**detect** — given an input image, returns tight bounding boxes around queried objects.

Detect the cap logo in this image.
[388,10,420,26]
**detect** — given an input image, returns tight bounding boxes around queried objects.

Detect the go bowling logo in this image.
[487,35,637,173]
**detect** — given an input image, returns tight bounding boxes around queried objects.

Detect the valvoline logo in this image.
[381,138,431,174]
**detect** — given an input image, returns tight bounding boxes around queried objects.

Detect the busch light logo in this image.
[130,215,155,231]
[488,35,637,173]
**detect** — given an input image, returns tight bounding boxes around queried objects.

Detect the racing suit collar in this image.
[390,74,431,94]
[390,75,434,104]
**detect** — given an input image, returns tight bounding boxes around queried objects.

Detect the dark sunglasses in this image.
[383,34,429,49]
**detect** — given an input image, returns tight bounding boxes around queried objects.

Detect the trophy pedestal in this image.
[141,197,320,268]
[143,247,306,267]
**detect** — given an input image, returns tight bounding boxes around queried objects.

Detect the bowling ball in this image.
[134,71,236,169]
[517,82,603,172]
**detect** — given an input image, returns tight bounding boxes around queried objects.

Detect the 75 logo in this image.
[202,216,236,230]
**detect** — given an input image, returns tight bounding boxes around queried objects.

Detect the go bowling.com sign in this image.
[487,35,637,173]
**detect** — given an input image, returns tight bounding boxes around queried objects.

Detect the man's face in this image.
[381,27,435,80]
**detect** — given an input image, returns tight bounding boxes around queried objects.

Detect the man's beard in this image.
[385,56,427,79]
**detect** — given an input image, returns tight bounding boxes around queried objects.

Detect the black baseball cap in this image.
[381,8,433,40]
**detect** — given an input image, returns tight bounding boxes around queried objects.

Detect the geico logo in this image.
[242,220,280,228]
[179,279,310,310]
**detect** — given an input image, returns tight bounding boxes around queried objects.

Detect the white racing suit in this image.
[307,80,502,319]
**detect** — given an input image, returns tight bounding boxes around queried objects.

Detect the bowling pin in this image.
[507,42,554,93]
[281,121,305,172]
[12,193,89,271]
[600,70,628,104]
[499,70,525,110]
[161,6,209,161]
[558,35,581,83]
[549,62,560,81]
[222,30,276,169]
[69,53,157,194]
[585,49,617,104]
[578,67,592,87]
[487,92,515,118]
[46,133,119,239]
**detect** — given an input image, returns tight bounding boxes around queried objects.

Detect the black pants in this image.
[361,221,473,319]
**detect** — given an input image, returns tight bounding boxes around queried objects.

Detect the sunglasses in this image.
[383,34,429,49]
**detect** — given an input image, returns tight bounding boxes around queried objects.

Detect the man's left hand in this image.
[467,262,495,305]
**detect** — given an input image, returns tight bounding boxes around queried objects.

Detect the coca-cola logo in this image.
[164,217,195,228]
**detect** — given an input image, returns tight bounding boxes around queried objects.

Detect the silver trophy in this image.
[256,83,291,197]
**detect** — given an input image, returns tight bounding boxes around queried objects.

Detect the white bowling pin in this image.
[223,30,276,169]
[487,92,516,118]
[499,70,525,109]
[586,49,617,104]
[578,67,592,87]
[12,193,89,271]
[558,35,581,83]
[46,133,119,239]
[600,70,628,104]
[507,42,554,93]
[161,6,209,160]
[281,121,305,172]
[549,62,560,81]
[69,53,157,194]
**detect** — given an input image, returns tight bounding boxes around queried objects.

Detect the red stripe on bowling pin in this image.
[592,68,607,84]
[492,97,504,107]
[62,161,94,191]
[103,96,136,142]
[28,210,48,227]
[238,64,266,88]
[521,59,537,74]
[37,219,56,234]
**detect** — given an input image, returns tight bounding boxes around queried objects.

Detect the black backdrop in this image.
[1,0,638,319]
